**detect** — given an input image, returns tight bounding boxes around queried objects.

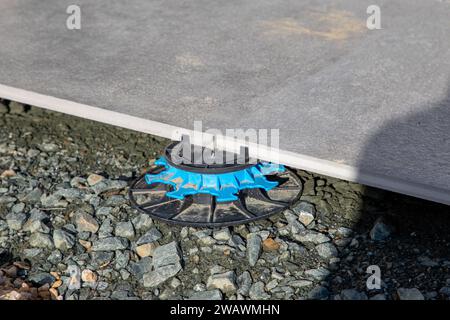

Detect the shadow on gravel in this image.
[329,84,450,299]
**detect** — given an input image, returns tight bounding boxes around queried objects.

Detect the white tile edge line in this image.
[0,83,448,206]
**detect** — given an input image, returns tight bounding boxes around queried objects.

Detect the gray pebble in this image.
[249,281,270,300]
[207,271,237,293]
[53,229,76,251]
[6,212,27,230]
[315,242,338,259]
[397,288,424,300]
[29,232,53,248]
[292,202,316,226]
[308,286,329,300]
[92,237,129,251]
[370,217,393,241]
[115,221,135,239]
[136,227,162,245]
[247,233,262,267]
[294,230,330,244]
[340,289,368,300]
[188,290,223,300]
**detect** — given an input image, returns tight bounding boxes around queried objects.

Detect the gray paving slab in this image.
[0,0,449,204]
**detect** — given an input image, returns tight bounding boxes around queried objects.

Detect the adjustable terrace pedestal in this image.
[129,141,303,227]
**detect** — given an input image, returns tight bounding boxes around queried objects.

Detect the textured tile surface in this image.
[0,0,449,204]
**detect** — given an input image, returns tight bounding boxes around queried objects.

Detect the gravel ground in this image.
[0,99,449,300]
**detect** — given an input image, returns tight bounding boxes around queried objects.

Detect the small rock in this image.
[0,169,16,178]
[198,236,216,246]
[288,242,307,255]
[143,264,182,288]
[308,286,329,300]
[249,281,270,300]
[0,102,7,113]
[23,220,50,233]
[143,242,182,287]
[170,278,182,289]
[11,202,25,213]
[87,174,105,186]
[79,239,92,250]
[424,291,438,300]
[54,188,84,201]
[262,238,280,251]
[91,179,127,195]
[114,221,135,239]
[397,288,424,300]
[247,233,262,267]
[136,227,162,245]
[128,257,152,279]
[4,265,17,277]
[132,214,153,231]
[53,229,75,251]
[418,256,439,267]
[370,293,386,300]
[29,232,53,249]
[153,241,182,268]
[439,287,450,297]
[193,283,207,292]
[315,242,338,259]
[0,195,16,204]
[292,202,316,226]
[29,273,55,286]
[104,195,127,206]
[40,193,64,207]
[67,265,81,290]
[336,227,353,237]
[210,265,226,275]
[136,243,158,258]
[188,290,223,300]
[6,212,27,230]
[8,101,26,114]
[370,217,393,241]
[340,289,368,300]
[41,142,59,152]
[23,248,42,259]
[207,271,237,293]
[96,206,112,217]
[47,250,63,264]
[49,288,60,300]
[237,271,253,296]
[96,281,108,291]
[74,211,99,233]
[212,228,231,241]
[294,230,330,244]
[120,270,131,281]
[180,227,189,239]
[290,280,313,288]
[91,237,129,251]
[284,210,305,234]
[28,208,48,222]
[0,221,7,233]
[266,279,279,291]
[70,177,87,188]
[304,267,331,281]
[98,218,114,238]
[115,250,130,270]
[81,269,97,284]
